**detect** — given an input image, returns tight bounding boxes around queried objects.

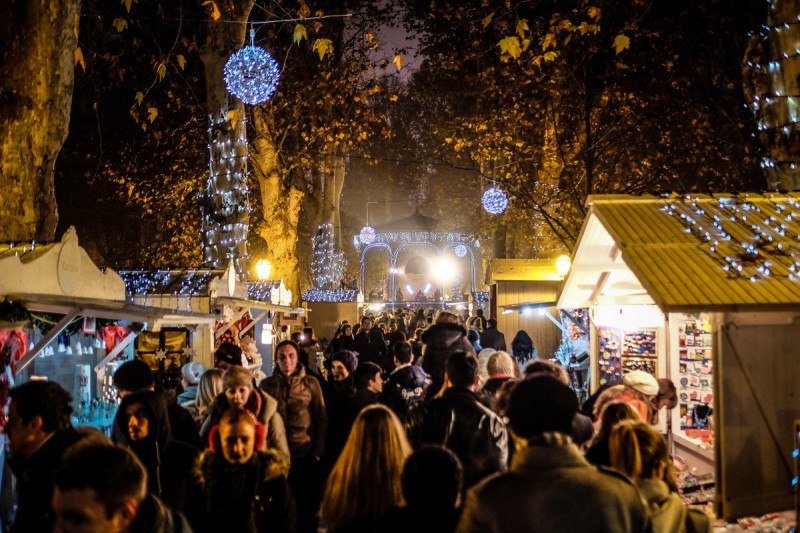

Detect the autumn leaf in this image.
[294,24,307,45]
[74,13,80,38]
[112,18,128,32]
[393,54,403,72]
[121,0,137,13]
[481,11,495,28]
[543,51,558,62]
[147,107,158,123]
[613,34,630,54]
[202,1,221,21]
[314,21,323,33]
[74,47,86,72]
[135,92,144,105]
[227,109,242,130]
[516,19,529,38]
[176,54,186,70]
[498,36,521,59]
[156,63,166,81]
[588,6,601,20]
[390,94,399,102]
[542,32,556,50]
[312,39,333,60]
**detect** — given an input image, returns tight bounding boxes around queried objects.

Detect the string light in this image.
[302,289,359,303]
[359,225,376,245]
[312,223,346,289]
[482,187,508,214]
[224,29,280,105]
[454,244,468,257]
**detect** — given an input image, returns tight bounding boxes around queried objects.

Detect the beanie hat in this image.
[113,359,154,393]
[223,365,255,390]
[215,342,243,367]
[181,362,205,385]
[507,375,578,437]
[331,350,358,373]
[623,370,659,396]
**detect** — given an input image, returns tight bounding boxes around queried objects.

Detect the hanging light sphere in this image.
[224,45,280,105]
[482,187,508,214]
[359,225,376,245]
[454,244,468,257]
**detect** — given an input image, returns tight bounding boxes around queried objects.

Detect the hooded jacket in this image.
[380,364,431,419]
[199,387,289,460]
[351,327,387,366]
[260,364,327,459]
[191,448,296,533]
[420,323,475,398]
[129,493,193,533]
[116,391,199,514]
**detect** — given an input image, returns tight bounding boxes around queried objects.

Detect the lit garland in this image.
[661,193,800,281]
[247,281,280,302]
[119,270,219,296]
[311,223,346,289]
[224,29,280,105]
[358,231,474,247]
[472,291,490,303]
[743,2,800,189]
[454,244,468,257]
[301,289,359,303]
[482,187,508,214]
[203,111,250,272]
[359,225,376,245]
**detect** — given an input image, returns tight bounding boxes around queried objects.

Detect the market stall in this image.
[558,193,800,522]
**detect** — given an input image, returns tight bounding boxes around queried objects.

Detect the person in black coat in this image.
[350,316,387,367]
[115,390,199,515]
[5,381,86,533]
[191,407,296,533]
[406,352,508,490]
[380,341,431,420]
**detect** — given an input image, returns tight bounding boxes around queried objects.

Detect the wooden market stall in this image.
[486,259,564,360]
[558,193,800,521]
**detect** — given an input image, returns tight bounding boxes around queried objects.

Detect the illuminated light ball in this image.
[454,244,468,257]
[359,225,376,245]
[482,187,508,214]
[224,46,280,105]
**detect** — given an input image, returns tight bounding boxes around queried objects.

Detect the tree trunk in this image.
[0,0,81,241]
[199,0,254,274]
[250,113,303,297]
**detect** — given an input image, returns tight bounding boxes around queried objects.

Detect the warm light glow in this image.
[556,255,571,277]
[255,258,272,281]
[432,257,457,282]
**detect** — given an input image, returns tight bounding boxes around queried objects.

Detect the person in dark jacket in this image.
[380,341,431,420]
[479,318,507,352]
[350,316,387,367]
[376,445,462,533]
[420,313,475,399]
[5,381,85,533]
[192,408,296,533]
[382,320,407,373]
[327,323,355,355]
[53,442,192,533]
[347,361,383,423]
[321,350,357,475]
[113,358,202,448]
[115,390,199,515]
[406,352,508,490]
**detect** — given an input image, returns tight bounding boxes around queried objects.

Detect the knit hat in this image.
[113,359,154,393]
[215,342,243,367]
[331,350,358,373]
[623,370,659,396]
[181,362,205,385]
[507,375,578,437]
[223,365,255,390]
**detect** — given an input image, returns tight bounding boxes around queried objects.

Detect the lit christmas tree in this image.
[311,222,345,289]
[743,1,800,190]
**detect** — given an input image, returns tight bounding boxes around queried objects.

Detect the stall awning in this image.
[6,293,218,327]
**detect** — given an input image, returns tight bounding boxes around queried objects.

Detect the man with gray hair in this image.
[456,375,651,533]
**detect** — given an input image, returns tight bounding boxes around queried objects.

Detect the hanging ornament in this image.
[482,186,508,214]
[224,28,280,105]
[359,226,376,245]
[454,244,468,257]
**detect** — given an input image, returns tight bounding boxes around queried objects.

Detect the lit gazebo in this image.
[356,211,481,307]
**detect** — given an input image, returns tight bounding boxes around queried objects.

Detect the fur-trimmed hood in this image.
[196,447,290,489]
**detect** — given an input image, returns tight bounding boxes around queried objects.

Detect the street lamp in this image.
[556,255,571,277]
[255,258,272,281]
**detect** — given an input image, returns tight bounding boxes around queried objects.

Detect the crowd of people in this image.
[0,306,709,533]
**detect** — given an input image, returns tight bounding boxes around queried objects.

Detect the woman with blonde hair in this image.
[584,400,640,467]
[610,420,711,533]
[186,368,224,426]
[320,404,411,533]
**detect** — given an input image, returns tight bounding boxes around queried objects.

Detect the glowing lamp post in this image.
[556,255,571,278]
[256,258,272,281]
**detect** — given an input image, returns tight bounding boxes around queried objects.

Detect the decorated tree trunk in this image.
[0,0,81,241]
[199,0,255,273]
